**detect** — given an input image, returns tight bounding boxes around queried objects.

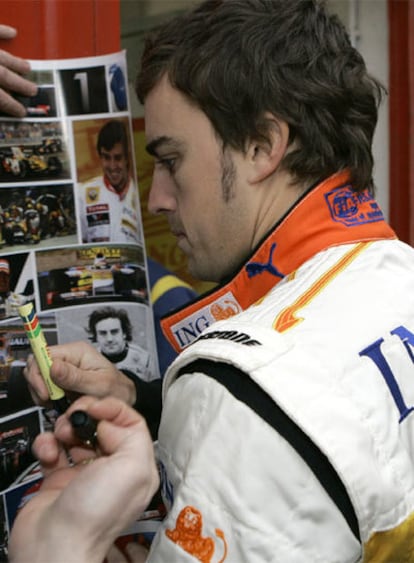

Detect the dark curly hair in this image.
[87,307,132,342]
[136,0,385,192]
[96,120,129,159]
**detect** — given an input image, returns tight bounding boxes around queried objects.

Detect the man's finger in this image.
[0,25,17,40]
[0,89,27,117]
[0,49,32,76]
[0,62,37,97]
[0,53,38,117]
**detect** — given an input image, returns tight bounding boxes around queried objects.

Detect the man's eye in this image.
[156,157,176,173]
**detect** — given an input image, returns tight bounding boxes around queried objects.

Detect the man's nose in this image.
[147,173,176,215]
[107,158,118,169]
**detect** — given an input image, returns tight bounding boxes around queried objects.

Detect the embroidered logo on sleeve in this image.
[166,505,228,562]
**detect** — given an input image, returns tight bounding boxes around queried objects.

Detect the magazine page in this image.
[0,51,160,556]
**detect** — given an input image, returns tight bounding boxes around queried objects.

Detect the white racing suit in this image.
[148,171,414,562]
[105,342,157,383]
[78,174,141,244]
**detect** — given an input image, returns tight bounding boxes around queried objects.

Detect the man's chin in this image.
[187,257,221,283]
[186,256,202,280]
[109,178,126,191]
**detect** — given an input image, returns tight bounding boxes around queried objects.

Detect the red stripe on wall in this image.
[388,0,414,244]
[0,0,120,59]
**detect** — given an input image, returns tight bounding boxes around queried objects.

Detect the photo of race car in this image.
[0,121,70,183]
[0,146,62,180]
[41,261,147,308]
[0,187,77,248]
[11,84,57,119]
[33,137,62,154]
[26,104,51,117]
[36,246,148,310]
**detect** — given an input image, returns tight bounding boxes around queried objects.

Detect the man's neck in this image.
[251,168,309,250]
[102,345,128,363]
[103,175,129,195]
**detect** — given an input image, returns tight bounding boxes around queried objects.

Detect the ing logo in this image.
[210,300,240,321]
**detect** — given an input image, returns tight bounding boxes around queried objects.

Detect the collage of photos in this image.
[0,52,159,554]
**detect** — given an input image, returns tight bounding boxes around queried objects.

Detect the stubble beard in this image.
[221,149,236,202]
[187,150,238,282]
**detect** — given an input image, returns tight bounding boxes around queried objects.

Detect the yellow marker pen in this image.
[18,302,69,413]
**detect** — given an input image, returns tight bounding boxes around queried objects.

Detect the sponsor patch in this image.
[197,330,261,346]
[325,185,384,226]
[169,291,241,350]
[166,506,228,561]
[86,186,100,203]
[246,242,284,279]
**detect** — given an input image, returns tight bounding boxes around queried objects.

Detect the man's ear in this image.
[246,114,290,184]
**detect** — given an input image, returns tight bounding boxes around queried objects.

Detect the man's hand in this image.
[9,396,159,563]
[24,341,137,409]
[0,25,37,117]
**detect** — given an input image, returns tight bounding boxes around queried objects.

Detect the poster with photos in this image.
[0,52,161,553]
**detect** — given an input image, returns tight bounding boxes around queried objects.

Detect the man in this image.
[78,119,142,245]
[87,306,154,383]
[12,1,414,561]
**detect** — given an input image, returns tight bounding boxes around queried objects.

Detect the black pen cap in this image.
[69,410,98,445]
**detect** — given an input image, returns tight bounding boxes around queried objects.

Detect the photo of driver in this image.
[55,303,159,383]
[87,306,154,382]
[75,118,142,245]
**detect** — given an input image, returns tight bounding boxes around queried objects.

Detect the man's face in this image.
[95,317,126,357]
[144,76,256,283]
[99,142,129,193]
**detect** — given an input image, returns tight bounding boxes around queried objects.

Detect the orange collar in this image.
[103,175,131,200]
[161,171,396,353]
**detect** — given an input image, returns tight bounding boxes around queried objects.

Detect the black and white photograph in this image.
[56,302,159,382]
